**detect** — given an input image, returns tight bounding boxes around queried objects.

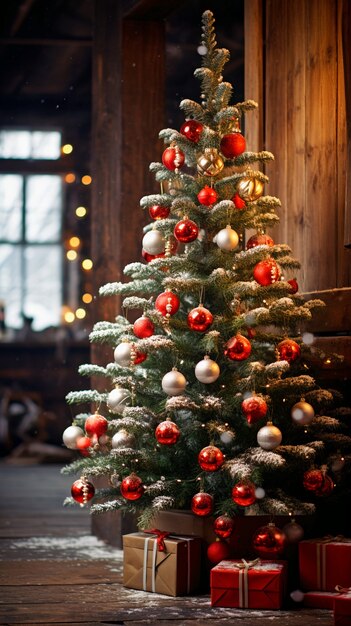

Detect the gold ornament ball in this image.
[197,148,224,177]
[291,401,315,425]
[237,176,264,201]
[257,422,282,450]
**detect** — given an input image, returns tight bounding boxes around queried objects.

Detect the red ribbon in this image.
[144,528,171,552]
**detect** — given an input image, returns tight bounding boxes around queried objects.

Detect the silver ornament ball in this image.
[195,357,220,383]
[107,387,130,414]
[216,225,239,251]
[161,369,187,396]
[114,342,132,367]
[142,230,165,255]
[282,520,304,543]
[257,422,282,450]
[111,429,135,449]
[62,425,84,449]
[291,401,315,425]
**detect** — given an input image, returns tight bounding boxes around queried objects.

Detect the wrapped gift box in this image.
[123,531,201,597]
[211,559,287,609]
[299,538,351,591]
[303,591,337,609]
[334,591,351,626]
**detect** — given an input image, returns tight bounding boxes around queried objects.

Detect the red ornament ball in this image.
[155,420,180,445]
[71,478,95,504]
[198,445,224,471]
[174,218,199,243]
[85,413,108,438]
[213,515,235,539]
[120,474,144,501]
[191,492,214,517]
[252,523,286,558]
[277,338,301,363]
[207,540,231,564]
[315,474,334,497]
[133,315,155,339]
[242,396,268,425]
[76,436,92,456]
[220,132,246,158]
[287,278,299,294]
[231,480,256,507]
[197,185,218,206]
[233,193,246,210]
[162,146,185,171]
[180,119,203,143]
[142,249,165,263]
[253,258,281,285]
[155,290,180,316]
[133,349,147,365]
[187,305,213,332]
[303,469,333,496]
[224,334,251,361]
[246,233,274,249]
[149,204,170,220]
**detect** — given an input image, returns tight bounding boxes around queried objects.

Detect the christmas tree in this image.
[63,11,350,534]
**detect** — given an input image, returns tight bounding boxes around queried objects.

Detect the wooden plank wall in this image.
[245,0,351,293]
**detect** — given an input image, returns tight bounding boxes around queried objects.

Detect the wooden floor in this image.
[0,463,334,626]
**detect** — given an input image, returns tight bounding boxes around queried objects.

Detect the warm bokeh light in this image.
[81,175,92,185]
[82,292,93,304]
[64,311,75,323]
[75,308,86,319]
[69,236,80,248]
[62,144,73,154]
[65,173,76,183]
[67,250,77,261]
[82,258,93,270]
[75,206,87,217]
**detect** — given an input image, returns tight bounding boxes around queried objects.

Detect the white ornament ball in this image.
[257,422,282,450]
[216,225,239,251]
[195,356,220,383]
[161,369,187,396]
[62,425,84,449]
[107,388,130,414]
[291,401,315,425]
[111,429,135,449]
[142,230,165,255]
[114,342,132,367]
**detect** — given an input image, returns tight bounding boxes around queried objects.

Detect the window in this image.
[0,131,63,332]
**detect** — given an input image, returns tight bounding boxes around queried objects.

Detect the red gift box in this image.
[211,559,287,609]
[303,591,337,609]
[299,538,351,591]
[334,587,351,626]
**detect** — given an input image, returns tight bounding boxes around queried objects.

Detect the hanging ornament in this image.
[155,290,180,317]
[161,368,187,396]
[71,478,95,504]
[120,473,144,500]
[142,249,165,263]
[282,519,304,543]
[291,401,315,425]
[224,334,251,361]
[246,233,274,249]
[107,387,130,414]
[223,115,241,133]
[207,539,231,564]
[252,523,286,557]
[191,491,214,517]
[174,217,199,243]
[220,132,246,158]
[277,339,301,363]
[197,185,218,206]
[180,119,203,142]
[62,425,84,449]
[133,315,155,339]
[231,480,256,507]
[85,413,108,438]
[149,204,170,220]
[187,305,213,332]
[142,229,165,255]
[257,421,282,450]
[237,175,264,201]
[195,356,220,384]
[111,429,135,449]
[114,341,147,367]
[315,474,334,497]
[162,145,185,171]
[253,258,281,285]
[303,469,325,492]
[233,193,246,210]
[197,148,224,176]
[215,225,239,251]
[155,419,180,445]
[198,445,224,471]
[287,278,299,294]
[242,395,268,425]
[76,436,92,456]
[213,515,235,539]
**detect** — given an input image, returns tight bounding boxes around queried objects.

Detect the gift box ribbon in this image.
[336,585,351,595]
[233,558,261,608]
[311,537,351,589]
[142,532,193,593]
[144,528,170,552]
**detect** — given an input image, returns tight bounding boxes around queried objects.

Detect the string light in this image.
[82,293,93,304]
[81,175,92,185]
[82,258,93,270]
[67,250,77,261]
[64,311,75,323]
[65,173,76,184]
[75,308,86,319]
[76,206,87,217]
[69,236,81,248]
[62,144,73,154]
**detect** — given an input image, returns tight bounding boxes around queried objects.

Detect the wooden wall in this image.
[245,0,351,293]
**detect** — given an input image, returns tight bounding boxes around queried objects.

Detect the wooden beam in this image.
[342,0,351,248]
[124,0,186,20]
[244,0,263,152]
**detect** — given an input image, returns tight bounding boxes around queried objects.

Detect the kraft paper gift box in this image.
[303,591,337,609]
[299,538,351,591]
[334,587,351,626]
[210,559,287,609]
[123,531,201,597]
